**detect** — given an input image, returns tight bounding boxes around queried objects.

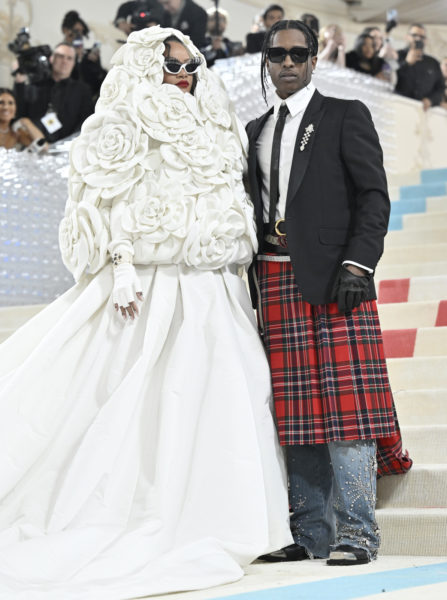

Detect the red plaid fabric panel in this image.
[256,257,412,477]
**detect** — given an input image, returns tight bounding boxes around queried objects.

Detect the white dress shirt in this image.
[255,82,372,273]
[256,82,315,223]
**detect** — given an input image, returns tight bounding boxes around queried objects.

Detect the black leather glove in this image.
[332,265,372,313]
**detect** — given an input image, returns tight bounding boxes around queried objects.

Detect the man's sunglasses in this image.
[267,46,310,64]
[163,57,203,75]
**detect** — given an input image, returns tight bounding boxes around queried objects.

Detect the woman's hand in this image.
[112,263,143,320]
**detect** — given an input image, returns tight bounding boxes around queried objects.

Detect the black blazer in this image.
[14,77,94,143]
[246,90,390,306]
[165,0,207,49]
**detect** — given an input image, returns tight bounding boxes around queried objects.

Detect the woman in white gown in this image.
[0,26,292,599]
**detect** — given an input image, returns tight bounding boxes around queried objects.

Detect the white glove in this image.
[112,263,143,320]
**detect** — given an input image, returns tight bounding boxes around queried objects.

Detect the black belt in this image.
[260,222,289,255]
[260,241,290,254]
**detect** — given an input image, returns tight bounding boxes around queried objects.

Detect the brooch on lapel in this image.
[300,124,314,151]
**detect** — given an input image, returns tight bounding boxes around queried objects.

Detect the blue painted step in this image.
[399,182,446,200]
[390,197,426,215]
[388,214,402,231]
[421,168,447,184]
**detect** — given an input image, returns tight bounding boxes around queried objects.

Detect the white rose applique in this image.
[121,178,194,263]
[111,37,165,85]
[159,122,227,188]
[138,85,200,142]
[59,200,109,281]
[183,187,253,269]
[95,67,134,113]
[71,106,148,197]
[195,77,231,128]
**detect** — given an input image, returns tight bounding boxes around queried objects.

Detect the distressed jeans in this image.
[286,440,380,559]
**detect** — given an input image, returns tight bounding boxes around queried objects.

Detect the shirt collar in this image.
[273,82,315,119]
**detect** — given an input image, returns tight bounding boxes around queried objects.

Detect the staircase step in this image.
[413,327,447,356]
[387,356,447,390]
[401,425,447,463]
[427,195,447,212]
[385,229,447,247]
[378,301,440,329]
[0,304,46,330]
[377,508,447,555]
[421,168,447,184]
[400,182,447,200]
[376,464,447,509]
[390,197,427,215]
[403,211,447,230]
[378,276,447,303]
[393,389,447,425]
[375,261,447,281]
[380,244,447,265]
[382,329,417,358]
[0,329,15,343]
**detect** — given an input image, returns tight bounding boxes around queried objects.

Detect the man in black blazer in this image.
[14,43,94,143]
[160,0,207,49]
[246,20,411,566]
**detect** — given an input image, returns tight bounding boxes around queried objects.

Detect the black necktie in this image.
[269,103,289,232]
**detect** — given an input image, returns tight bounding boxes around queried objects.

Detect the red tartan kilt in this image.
[256,256,412,477]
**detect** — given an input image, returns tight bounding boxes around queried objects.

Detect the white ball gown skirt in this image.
[0,263,292,599]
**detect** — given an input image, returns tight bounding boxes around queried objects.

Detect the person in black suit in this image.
[14,43,94,143]
[395,23,445,111]
[114,1,166,36]
[246,20,411,566]
[246,4,284,54]
[159,0,207,49]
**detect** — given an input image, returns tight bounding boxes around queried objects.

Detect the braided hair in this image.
[260,20,319,102]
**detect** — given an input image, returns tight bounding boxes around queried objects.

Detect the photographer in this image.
[159,0,207,49]
[395,23,445,110]
[113,1,166,36]
[61,10,107,101]
[14,43,94,143]
[245,4,284,54]
[203,7,242,67]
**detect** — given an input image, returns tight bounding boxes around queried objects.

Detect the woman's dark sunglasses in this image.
[267,46,310,64]
[163,57,203,75]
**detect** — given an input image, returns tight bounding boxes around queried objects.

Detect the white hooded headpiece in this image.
[59,26,256,281]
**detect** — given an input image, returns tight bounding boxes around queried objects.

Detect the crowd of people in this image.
[1,2,447,152]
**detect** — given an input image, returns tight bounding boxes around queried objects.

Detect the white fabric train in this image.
[0,26,292,599]
[0,265,292,598]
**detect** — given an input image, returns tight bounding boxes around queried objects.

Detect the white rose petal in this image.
[59,201,109,281]
[138,86,200,142]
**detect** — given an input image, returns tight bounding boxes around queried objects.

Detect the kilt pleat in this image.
[256,256,412,477]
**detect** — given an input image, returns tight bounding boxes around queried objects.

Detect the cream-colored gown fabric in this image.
[0,26,292,599]
[0,264,292,599]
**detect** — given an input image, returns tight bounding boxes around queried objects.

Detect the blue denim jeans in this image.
[287,440,380,559]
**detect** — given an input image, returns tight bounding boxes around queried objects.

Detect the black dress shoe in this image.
[258,543,309,562]
[326,544,371,566]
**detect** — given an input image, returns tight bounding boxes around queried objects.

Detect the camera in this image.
[129,1,164,31]
[414,39,424,50]
[8,28,52,84]
[131,10,155,30]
